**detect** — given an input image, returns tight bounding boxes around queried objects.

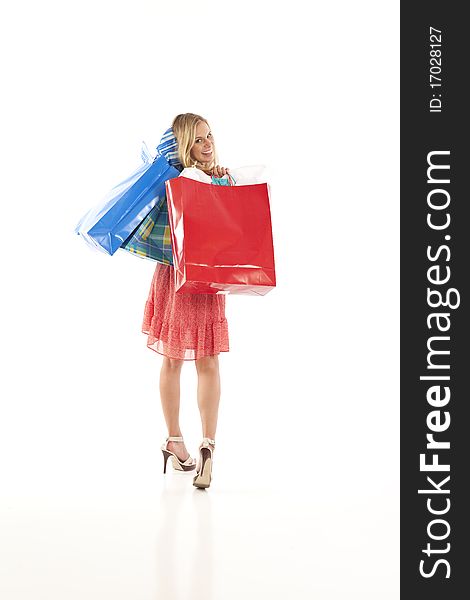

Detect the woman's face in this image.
[190,121,214,166]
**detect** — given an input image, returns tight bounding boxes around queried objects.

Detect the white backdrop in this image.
[1,1,399,598]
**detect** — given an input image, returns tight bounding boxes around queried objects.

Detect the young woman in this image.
[141,113,230,489]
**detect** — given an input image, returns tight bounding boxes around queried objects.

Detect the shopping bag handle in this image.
[140,141,155,165]
[211,173,236,186]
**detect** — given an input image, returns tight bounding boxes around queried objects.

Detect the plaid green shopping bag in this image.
[120,194,174,265]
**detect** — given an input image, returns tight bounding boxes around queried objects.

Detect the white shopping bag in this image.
[179,165,267,185]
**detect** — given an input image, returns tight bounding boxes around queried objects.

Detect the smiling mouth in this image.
[202,150,212,155]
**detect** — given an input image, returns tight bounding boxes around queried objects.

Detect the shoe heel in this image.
[162,450,172,474]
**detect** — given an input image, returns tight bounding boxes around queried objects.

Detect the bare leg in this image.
[195,355,220,443]
[159,356,190,461]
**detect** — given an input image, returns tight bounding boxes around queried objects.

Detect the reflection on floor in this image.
[0,466,398,599]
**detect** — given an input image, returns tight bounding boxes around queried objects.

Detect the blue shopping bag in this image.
[74,143,180,256]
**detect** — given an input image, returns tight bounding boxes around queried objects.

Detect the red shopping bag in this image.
[165,177,276,295]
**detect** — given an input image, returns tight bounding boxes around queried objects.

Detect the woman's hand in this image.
[210,165,230,178]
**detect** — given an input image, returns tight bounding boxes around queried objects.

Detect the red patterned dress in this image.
[142,262,229,360]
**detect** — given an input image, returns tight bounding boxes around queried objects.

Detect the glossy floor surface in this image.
[1,455,398,600]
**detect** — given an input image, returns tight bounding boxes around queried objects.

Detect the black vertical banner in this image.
[401,2,469,598]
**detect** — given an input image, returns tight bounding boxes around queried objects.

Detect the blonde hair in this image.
[172,113,219,171]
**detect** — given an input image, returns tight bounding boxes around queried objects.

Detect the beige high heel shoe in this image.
[161,436,196,473]
[193,438,215,488]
